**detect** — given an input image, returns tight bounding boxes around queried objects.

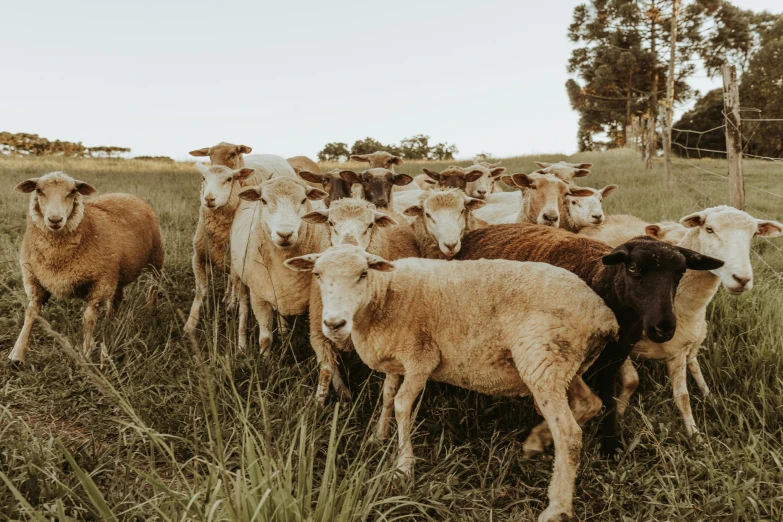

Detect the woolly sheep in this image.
[463,163,506,199]
[578,214,688,246]
[11,172,164,363]
[285,244,619,522]
[420,166,483,194]
[287,155,321,175]
[534,161,592,184]
[616,206,783,439]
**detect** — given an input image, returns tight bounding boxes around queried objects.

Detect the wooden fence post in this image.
[663,0,678,187]
[722,64,745,210]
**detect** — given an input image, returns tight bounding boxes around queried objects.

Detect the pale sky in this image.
[1,0,779,160]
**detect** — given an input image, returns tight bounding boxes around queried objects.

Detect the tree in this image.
[317,142,350,162]
[319,135,458,162]
[0,132,130,158]
[350,137,400,157]
[671,88,725,157]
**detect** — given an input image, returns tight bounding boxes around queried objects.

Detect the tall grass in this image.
[0,150,781,521]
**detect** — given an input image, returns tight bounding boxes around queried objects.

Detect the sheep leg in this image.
[687,348,710,397]
[527,380,581,522]
[108,286,125,318]
[666,354,699,439]
[309,289,351,404]
[184,254,207,334]
[616,358,640,416]
[145,272,161,310]
[82,299,101,357]
[393,373,428,477]
[237,282,249,353]
[372,373,402,443]
[249,292,274,356]
[10,283,48,363]
[523,375,600,458]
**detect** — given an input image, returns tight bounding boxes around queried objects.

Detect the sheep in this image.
[10,172,164,363]
[284,244,620,522]
[350,151,419,193]
[564,184,618,229]
[297,168,354,207]
[189,142,298,182]
[287,155,321,175]
[534,161,592,184]
[403,189,487,258]
[456,225,724,455]
[339,168,414,211]
[615,206,783,439]
[183,162,263,334]
[579,214,688,246]
[300,198,420,402]
[462,163,506,199]
[420,166,483,193]
[230,177,329,355]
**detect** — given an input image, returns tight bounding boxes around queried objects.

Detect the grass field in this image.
[1,149,782,521]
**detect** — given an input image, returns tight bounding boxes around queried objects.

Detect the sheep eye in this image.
[328,221,335,227]
[425,213,433,221]
[627,264,639,274]
[705,226,714,234]
[225,178,232,183]
[70,189,78,196]
[301,198,307,205]
[313,272,321,279]
[360,271,368,279]
[260,198,268,205]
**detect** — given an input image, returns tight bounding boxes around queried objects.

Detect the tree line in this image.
[0,132,130,158]
[566,0,782,158]
[318,135,458,162]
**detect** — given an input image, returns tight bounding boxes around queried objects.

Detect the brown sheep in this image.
[340,168,414,210]
[297,168,354,207]
[11,172,164,363]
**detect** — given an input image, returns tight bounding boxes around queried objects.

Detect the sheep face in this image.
[195,163,254,209]
[302,198,397,249]
[464,164,506,199]
[239,178,327,249]
[405,189,485,257]
[534,161,592,184]
[678,206,783,295]
[298,169,353,207]
[602,237,724,343]
[189,142,252,169]
[422,167,483,194]
[566,184,618,227]
[15,172,96,234]
[340,168,413,209]
[350,151,403,170]
[284,245,394,342]
[506,173,580,227]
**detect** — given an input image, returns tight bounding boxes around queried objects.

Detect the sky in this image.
[1,0,780,161]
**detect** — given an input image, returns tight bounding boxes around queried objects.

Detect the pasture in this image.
[1,149,782,521]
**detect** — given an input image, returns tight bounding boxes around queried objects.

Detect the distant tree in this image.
[429,141,459,161]
[0,132,130,158]
[317,142,350,162]
[671,88,725,158]
[351,137,400,157]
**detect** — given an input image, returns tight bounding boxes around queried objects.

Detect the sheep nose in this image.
[542,212,558,223]
[47,216,63,224]
[732,274,751,287]
[476,189,487,196]
[323,318,346,330]
[277,230,294,240]
[204,196,216,206]
[592,214,603,220]
[444,241,458,252]
[376,199,388,207]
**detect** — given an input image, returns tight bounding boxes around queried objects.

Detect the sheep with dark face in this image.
[298,168,354,207]
[340,168,414,210]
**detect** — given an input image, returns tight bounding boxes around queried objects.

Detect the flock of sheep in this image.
[10,143,783,522]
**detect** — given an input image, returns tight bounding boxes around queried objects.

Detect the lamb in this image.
[456,225,724,455]
[230,177,330,355]
[285,244,620,522]
[579,214,688,246]
[463,163,506,198]
[300,198,420,402]
[403,189,487,258]
[340,168,414,211]
[297,168,354,207]
[10,172,164,363]
[534,161,592,184]
[420,166,483,193]
[616,206,783,439]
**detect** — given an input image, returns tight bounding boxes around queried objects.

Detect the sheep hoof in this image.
[8,358,25,369]
[690,432,705,446]
[538,506,575,522]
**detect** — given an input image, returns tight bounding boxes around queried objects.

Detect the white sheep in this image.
[284,244,619,522]
[578,214,688,246]
[463,163,506,198]
[11,172,164,362]
[534,161,592,184]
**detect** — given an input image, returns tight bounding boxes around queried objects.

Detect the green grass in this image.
[1,150,782,521]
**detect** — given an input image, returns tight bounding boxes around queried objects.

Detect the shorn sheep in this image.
[11,172,164,363]
[456,225,724,455]
[230,177,329,355]
[301,198,420,402]
[285,244,620,522]
[616,206,783,439]
[183,155,297,334]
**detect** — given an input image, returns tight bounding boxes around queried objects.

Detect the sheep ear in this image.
[189,148,210,157]
[489,167,506,178]
[306,187,328,201]
[568,188,595,198]
[510,173,533,188]
[340,171,361,184]
[350,154,369,163]
[600,184,618,199]
[365,254,395,272]
[298,170,324,184]
[390,155,403,166]
[302,210,329,224]
[576,163,593,169]
[404,205,423,217]
[284,254,319,272]
[238,188,261,201]
[15,178,40,193]
[74,180,97,196]
[602,245,629,265]
[234,168,255,181]
[195,162,211,175]
[680,212,705,228]
[237,145,252,154]
[392,173,414,187]
[373,212,398,227]
[534,162,550,168]
[677,246,724,271]
[465,197,486,212]
[756,219,783,238]
[422,168,441,182]
[574,169,591,178]
[645,225,663,239]
[464,169,484,182]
